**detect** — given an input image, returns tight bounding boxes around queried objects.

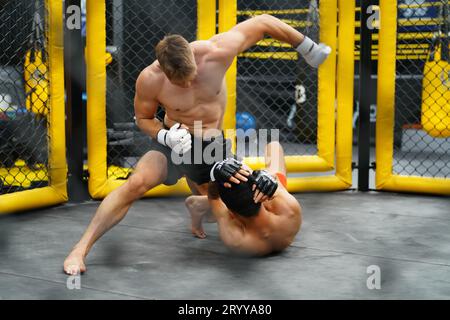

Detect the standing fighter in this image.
[185,142,302,256]
[64,14,330,274]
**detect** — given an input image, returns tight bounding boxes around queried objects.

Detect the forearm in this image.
[136,117,164,139]
[257,14,304,47]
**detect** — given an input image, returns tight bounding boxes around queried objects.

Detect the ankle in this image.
[72,244,87,258]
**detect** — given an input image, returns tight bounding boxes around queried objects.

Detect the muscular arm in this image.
[210,14,304,65]
[134,70,164,139]
[207,182,231,220]
[207,182,246,248]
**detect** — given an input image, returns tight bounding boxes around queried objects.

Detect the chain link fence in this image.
[105,0,198,179]
[0,0,49,195]
[393,0,450,178]
[236,0,320,157]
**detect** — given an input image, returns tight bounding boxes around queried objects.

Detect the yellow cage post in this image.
[0,0,67,214]
[376,0,450,196]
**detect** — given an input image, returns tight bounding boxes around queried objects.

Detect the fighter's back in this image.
[245,190,302,255]
[221,188,302,256]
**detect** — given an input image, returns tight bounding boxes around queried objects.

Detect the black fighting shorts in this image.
[149,132,235,186]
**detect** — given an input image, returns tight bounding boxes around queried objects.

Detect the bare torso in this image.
[144,41,228,138]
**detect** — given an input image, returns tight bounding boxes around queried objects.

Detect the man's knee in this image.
[185,196,205,212]
[126,173,152,197]
[185,196,197,211]
[267,141,282,149]
[265,141,285,171]
[265,141,283,158]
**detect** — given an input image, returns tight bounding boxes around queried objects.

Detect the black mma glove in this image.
[250,170,278,198]
[210,158,243,184]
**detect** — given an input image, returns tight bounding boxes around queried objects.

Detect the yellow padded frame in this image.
[0,0,67,214]
[376,0,450,196]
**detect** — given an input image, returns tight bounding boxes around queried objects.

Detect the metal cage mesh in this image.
[236,0,320,157]
[0,0,49,195]
[393,0,450,178]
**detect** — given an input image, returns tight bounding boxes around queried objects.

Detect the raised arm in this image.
[210,14,330,68]
[211,14,303,58]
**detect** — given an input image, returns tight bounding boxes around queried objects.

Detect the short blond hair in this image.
[155,35,195,80]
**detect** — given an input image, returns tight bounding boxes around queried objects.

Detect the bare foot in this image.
[190,209,207,239]
[64,249,86,275]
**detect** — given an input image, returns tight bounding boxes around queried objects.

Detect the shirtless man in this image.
[185,141,302,256]
[64,14,329,274]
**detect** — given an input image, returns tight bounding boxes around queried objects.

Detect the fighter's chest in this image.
[158,81,222,111]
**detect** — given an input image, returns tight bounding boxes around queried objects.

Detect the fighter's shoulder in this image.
[190,40,217,57]
[136,63,164,93]
[191,39,214,49]
[137,63,164,83]
[192,39,228,61]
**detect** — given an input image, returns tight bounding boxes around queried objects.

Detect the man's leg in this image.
[186,178,202,195]
[63,151,169,275]
[265,141,287,188]
[185,181,217,239]
[185,195,210,239]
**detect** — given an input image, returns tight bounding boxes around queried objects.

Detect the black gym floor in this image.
[0,191,449,299]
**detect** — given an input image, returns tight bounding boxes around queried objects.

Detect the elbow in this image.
[253,14,277,36]
[134,116,143,130]
[134,117,150,133]
[256,14,276,26]
[258,13,273,21]
[246,14,272,41]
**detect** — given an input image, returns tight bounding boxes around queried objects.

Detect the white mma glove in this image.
[157,123,192,154]
[296,36,331,68]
